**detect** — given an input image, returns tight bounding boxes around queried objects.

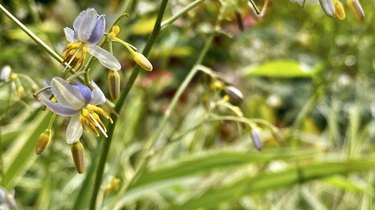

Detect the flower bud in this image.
[251,128,263,151]
[347,0,365,21]
[225,86,244,105]
[319,0,335,17]
[133,52,153,71]
[112,25,120,35]
[108,71,121,100]
[36,129,52,155]
[16,86,25,98]
[0,65,11,82]
[71,141,85,174]
[334,0,346,20]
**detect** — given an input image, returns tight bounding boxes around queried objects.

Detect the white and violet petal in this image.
[89,81,106,105]
[40,98,79,116]
[88,45,121,71]
[76,8,99,41]
[64,27,76,42]
[87,15,105,44]
[50,77,85,109]
[66,114,83,144]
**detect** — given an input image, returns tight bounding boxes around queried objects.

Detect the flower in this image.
[40,77,113,144]
[0,65,11,82]
[63,8,121,71]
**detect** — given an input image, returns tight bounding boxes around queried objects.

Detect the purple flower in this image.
[63,8,121,71]
[40,77,112,144]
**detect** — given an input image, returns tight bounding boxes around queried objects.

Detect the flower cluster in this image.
[319,0,365,21]
[35,8,153,173]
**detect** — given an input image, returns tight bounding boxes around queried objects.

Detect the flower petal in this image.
[50,77,85,109]
[87,15,105,44]
[76,8,99,41]
[66,114,83,144]
[73,9,88,32]
[72,83,92,104]
[64,27,76,42]
[40,98,79,116]
[88,45,121,70]
[90,81,106,105]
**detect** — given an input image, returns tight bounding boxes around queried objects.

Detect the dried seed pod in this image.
[108,71,121,100]
[347,0,365,21]
[319,0,336,17]
[71,141,85,174]
[36,129,53,155]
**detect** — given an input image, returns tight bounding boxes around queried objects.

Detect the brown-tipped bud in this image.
[36,129,52,155]
[108,71,121,100]
[225,86,244,105]
[133,52,153,71]
[251,128,263,151]
[71,141,85,174]
[334,0,346,20]
[347,0,365,21]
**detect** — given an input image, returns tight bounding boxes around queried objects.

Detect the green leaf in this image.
[324,176,369,194]
[241,59,321,78]
[131,148,318,188]
[1,111,51,189]
[168,159,375,210]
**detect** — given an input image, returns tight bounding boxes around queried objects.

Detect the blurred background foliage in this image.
[1,0,375,209]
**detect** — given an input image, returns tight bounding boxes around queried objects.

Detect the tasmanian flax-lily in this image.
[39,77,112,144]
[63,8,121,71]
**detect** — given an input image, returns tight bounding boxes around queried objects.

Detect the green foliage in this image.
[1,0,375,209]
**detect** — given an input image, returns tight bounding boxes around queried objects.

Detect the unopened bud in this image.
[16,86,25,98]
[71,141,85,174]
[347,0,365,21]
[319,0,335,17]
[108,71,121,100]
[112,25,120,35]
[0,66,11,82]
[36,129,52,155]
[251,128,263,151]
[105,178,121,192]
[334,0,346,20]
[225,86,244,105]
[133,52,153,71]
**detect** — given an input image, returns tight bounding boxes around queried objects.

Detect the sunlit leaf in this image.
[242,60,321,78]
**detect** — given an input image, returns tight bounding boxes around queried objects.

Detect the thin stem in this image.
[0,4,63,64]
[161,0,205,30]
[88,1,170,209]
[109,33,216,210]
[248,0,260,14]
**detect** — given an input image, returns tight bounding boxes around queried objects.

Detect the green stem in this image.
[142,34,215,163]
[160,0,205,30]
[108,33,215,210]
[0,4,63,64]
[88,1,170,209]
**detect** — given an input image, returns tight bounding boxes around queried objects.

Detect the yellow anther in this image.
[91,113,107,132]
